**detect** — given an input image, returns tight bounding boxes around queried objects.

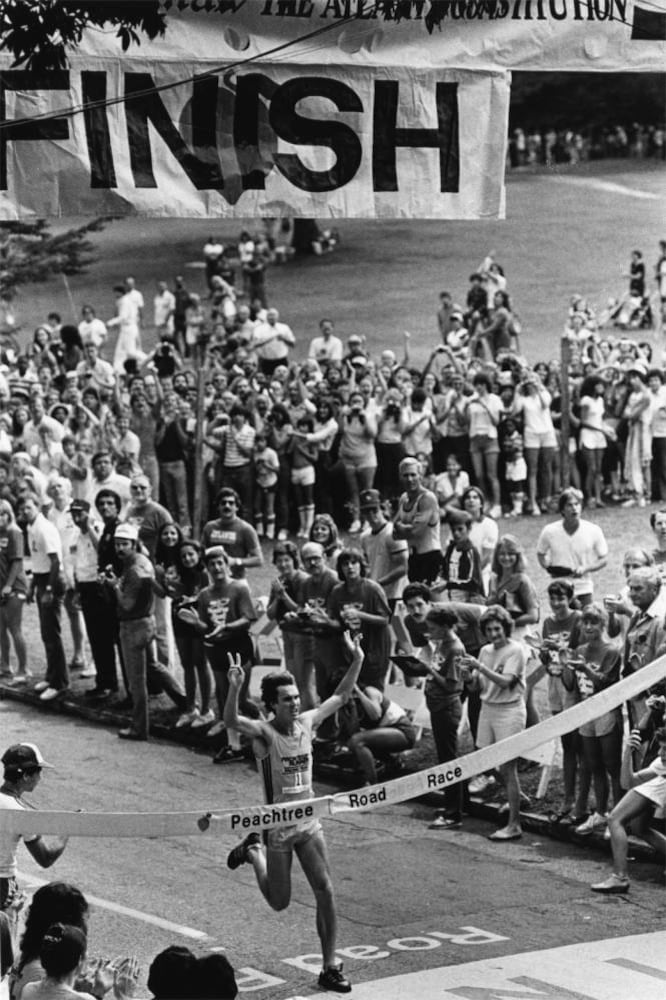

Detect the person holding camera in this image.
[622,566,666,736]
[337,390,377,534]
[104,523,186,741]
[461,605,527,841]
[559,603,622,836]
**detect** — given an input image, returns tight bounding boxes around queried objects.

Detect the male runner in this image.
[223,632,364,994]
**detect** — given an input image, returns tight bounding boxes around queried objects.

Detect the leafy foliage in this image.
[0,1,166,71]
[0,217,110,301]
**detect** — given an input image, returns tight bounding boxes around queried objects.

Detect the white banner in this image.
[77,3,666,75]
[2,653,664,839]
[0,62,509,220]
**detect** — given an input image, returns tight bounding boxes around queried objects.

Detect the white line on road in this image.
[541,175,661,200]
[19,871,210,941]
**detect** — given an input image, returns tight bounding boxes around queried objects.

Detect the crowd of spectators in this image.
[0,879,238,1000]
[0,229,663,874]
[508,123,666,168]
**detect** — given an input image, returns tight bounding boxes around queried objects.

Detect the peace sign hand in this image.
[227,653,244,687]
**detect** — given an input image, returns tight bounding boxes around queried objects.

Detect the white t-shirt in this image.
[27,514,63,574]
[579,395,607,450]
[536,518,608,597]
[0,791,37,878]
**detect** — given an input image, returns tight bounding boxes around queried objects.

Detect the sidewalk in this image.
[0,673,662,870]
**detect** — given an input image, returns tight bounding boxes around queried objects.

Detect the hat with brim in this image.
[2,742,54,769]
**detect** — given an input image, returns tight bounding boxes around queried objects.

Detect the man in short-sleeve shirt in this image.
[21,496,68,698]
[0,743,68,912]
[201,488,262,579]
[536,488,608,605]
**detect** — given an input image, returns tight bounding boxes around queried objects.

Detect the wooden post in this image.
[559,335,571,489]
[192,332,209,540]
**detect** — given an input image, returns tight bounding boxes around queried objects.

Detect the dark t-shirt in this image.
[126,500,172,560]
[328,579,391,681]
[201,517,261,569]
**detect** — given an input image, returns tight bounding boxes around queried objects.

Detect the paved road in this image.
[2,700,664,999]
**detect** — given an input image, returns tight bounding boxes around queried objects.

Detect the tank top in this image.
[398,489,441,554]
[256,714,315,804]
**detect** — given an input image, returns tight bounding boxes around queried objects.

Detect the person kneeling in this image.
[591,726,666,894]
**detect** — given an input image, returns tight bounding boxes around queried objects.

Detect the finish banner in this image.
[2,653,664,840]
[0,63,509,220]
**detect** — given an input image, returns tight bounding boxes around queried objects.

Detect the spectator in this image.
[393,457,441,584]
[267,540,315,709]
[177,545,257,763]
[342,683,416,784]
[462,605,528,841]
[328,549,391,690]
[536,487,608,607]
[0,499,28,685]
[423,605,466,830]
[563,603,622,836]
[104,522,186,741]
[20,495,68,702]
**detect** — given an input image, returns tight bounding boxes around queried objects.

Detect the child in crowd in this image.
[253,431,279,539]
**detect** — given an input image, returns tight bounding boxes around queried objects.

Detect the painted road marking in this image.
[541,176,662,201]
[338,930,666,1000]
[19,871,210,941]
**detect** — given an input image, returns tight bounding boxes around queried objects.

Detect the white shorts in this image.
[635,775,666,810]
[477,701,527,748]
[291,466,315,487]
[267,820,322,852]
[524,430,557,450]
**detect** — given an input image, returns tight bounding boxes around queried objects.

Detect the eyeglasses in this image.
[219,500,236,507]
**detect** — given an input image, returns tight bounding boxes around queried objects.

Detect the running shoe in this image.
[590,873,629,894]
[175,710,198,728]
[429,814,462,830]
[33,680,49,693]
[468,774,496,795]
[39,687,61,701]
[213,746,245,764]
[575,812,606,835]
[227,832,261,870]
[318,963,352,993]
[191,709,216,728]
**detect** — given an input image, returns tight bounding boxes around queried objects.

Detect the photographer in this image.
[560,603,622,836]
[337,390,377,534]
[374,390,407,502]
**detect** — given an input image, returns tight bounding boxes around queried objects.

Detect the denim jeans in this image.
[119,617,156,737]
[119,613,190,736]
[159,460,191,530]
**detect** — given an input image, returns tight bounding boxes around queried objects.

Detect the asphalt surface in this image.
[1,695,665,1000]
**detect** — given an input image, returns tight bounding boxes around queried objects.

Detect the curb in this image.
[1,680,661,867]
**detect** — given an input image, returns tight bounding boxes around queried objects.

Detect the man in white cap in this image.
[104,523,186,740]
[0,744,68,912]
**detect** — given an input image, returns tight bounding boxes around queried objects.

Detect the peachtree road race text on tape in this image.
[2,654,664,839]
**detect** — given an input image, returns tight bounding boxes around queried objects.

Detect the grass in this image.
[12,159,666,368]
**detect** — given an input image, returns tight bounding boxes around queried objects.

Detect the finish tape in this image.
[2,655,664,839]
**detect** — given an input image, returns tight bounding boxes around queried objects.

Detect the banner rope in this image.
[2,654,664,839]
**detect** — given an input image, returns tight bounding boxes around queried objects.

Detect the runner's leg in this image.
[296,830,338,968]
